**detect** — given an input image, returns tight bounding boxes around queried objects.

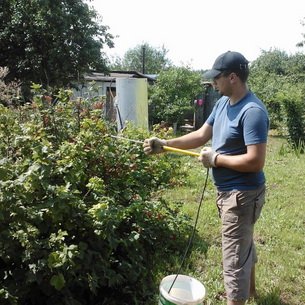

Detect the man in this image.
[143,51,269,305]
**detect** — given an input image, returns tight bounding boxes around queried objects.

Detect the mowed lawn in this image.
[159,133,305,305]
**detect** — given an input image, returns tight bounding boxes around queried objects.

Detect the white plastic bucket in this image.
[159,274,206,305]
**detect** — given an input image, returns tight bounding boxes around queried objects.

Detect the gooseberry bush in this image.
[0,86,191,305]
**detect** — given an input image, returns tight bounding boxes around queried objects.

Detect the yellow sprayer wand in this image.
[162,146,200,157]
[110,135,200,157]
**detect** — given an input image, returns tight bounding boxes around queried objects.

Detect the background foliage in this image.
[149,66,202,126]
[109,42,172,74]
[249,49,305,148]
[0,0,114,92]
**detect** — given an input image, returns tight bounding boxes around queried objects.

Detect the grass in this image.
[157,134,305,305]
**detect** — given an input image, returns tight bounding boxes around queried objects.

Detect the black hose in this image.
[168,167,209,294]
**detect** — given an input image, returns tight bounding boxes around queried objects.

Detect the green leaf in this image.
[50,273,66,291]
[48,252,62,269]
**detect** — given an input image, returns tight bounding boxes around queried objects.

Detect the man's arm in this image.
[215,143,267,172]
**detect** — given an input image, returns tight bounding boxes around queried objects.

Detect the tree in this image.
[149,66,202,126]
[0,0,114,92]
[110,43,172,74]
[296,17,305,48]
[249,49,305,147]
[250,49,290,75]
[249,49,289,128]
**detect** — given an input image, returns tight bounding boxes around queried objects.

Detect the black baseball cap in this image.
[204,51,249,79]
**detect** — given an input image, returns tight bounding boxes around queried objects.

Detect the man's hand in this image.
[199,147,219,168]
[143,137,167,155]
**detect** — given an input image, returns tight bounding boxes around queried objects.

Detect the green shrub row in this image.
[0,88,191,305]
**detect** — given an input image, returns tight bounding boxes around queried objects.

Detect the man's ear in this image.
[229,72,238,83]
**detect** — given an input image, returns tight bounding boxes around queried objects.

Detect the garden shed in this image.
[73,71,156,123]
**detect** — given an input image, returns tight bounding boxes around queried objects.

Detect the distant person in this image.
[143,51,269,305]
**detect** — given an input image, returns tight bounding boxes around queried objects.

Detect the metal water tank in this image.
[115,78,149,130]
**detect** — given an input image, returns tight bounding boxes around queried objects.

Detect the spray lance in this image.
[110,135,200,157]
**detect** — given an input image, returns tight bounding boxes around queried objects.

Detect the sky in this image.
[91,0,305,70]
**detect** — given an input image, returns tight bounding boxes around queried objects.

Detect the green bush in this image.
[249,50,305,139]
[275,83,305,149]
[0,87,191,305]
[149,66,202,126]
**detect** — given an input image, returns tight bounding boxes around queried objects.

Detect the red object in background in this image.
[197,99,204,106]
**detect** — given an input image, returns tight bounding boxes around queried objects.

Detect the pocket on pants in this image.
[223,212,239,224]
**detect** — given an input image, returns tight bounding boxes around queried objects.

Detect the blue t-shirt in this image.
[206,91,269,191]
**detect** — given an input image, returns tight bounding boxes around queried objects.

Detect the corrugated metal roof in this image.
[84,71,157,82]
[84,73,115,82]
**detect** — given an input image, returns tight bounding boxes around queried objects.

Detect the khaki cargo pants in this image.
[216,185,265,301]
